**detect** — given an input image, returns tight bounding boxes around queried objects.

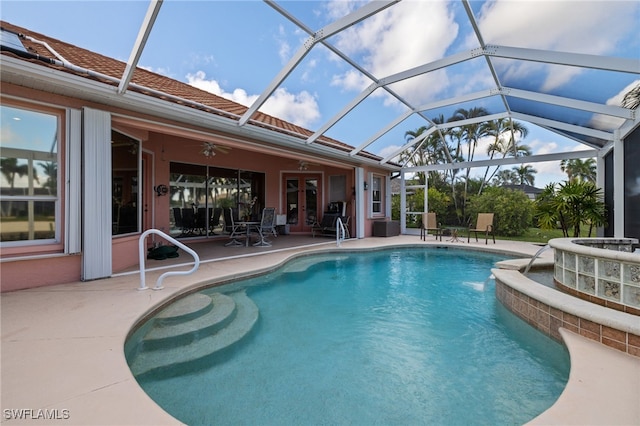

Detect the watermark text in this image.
[3,408,70,421]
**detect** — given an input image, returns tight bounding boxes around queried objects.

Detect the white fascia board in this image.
[404,149,598,173]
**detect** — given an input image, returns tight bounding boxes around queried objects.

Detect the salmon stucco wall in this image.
[1,255,82,292]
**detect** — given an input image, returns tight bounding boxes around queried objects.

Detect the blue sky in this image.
[3,1,639,188]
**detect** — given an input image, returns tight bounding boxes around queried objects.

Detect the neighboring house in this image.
[0,22,397,291]
[502,184,543,200]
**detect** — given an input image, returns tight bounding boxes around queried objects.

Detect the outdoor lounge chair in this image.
[209,207,222,234]
[223,207,245,246]
[312,214,337,237]
[467,213,495,244]
[253,207,277,247]
[420,212,442,241]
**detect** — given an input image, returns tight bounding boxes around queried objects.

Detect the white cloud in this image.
[263,88,321,128]
[276,25,291,64]
[472,1,638,91]
[528,138,559,156]
[589,79,640,129]
[330,69,372,92]
[186,71,320,128]
[328,1,458,104]
[377,144,402,162]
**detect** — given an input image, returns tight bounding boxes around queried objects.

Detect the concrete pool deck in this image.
[1,236,639,425]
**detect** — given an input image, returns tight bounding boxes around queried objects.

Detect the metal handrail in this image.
[336,217,346,247]
[138,229,200,291]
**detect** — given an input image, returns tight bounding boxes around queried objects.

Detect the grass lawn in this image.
[497,228,593,244]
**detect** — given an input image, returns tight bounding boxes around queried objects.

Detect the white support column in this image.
[400,173,406,233]
[424,174,429,213]
[596,148,606,237]
[82,107,112,280]
[385,175,392,219]
[613,132,624,238]
[355,167,365,239]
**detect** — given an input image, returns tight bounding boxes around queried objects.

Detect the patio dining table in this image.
[236,221,260,247]
[443,226,465,243]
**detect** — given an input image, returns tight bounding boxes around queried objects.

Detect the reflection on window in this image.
[372,175,382,214]
[169,162,265,237]
[0,105,58,243]
[112,130,139,235]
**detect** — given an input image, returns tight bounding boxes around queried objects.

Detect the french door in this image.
[284,174,322,233]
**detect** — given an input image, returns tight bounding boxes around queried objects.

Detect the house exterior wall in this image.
[1,84,389,291]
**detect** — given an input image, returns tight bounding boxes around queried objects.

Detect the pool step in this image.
[128,290,259,378]
[141,293,237,350]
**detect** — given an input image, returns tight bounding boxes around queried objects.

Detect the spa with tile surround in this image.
[550,238,640,314]
[493,238,640,359]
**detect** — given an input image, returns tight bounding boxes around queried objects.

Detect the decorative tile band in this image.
[495,279,640,358]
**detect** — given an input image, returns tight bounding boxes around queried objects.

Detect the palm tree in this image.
[536,181,606,237]
[622,82,640,109]
[0,158,39,216]
[478,118,530,193]
[492,169,519,186]
[448,107,490,217]
[560,158,596,183]
[39,161,58,195]
[403,126,438,185]
[514,165,536,186]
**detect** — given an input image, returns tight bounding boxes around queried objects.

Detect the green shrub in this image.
[467,187,533,236]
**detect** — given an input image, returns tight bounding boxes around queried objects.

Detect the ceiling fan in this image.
[201,142,231,158]
[298,160,320,171]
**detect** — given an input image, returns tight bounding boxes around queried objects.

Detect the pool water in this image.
[130,248,569,425]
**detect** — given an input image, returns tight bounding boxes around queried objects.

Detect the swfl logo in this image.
[3,408,70,420]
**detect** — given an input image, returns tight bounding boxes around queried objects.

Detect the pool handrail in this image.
[138,229,200,291]
[336,217,346,247]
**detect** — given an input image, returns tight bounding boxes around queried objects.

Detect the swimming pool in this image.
[126,247,569,425]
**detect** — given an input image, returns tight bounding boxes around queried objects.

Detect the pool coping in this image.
[2,236,639,425]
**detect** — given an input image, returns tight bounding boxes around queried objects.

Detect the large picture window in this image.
[0,105,59,244]
[169,162,265,237]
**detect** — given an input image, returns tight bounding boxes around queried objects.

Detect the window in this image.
[371,175,383,216]
[1,105,59,244]
[329,175,347,202]
[169,162,265,237]
[112,130,140,235]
